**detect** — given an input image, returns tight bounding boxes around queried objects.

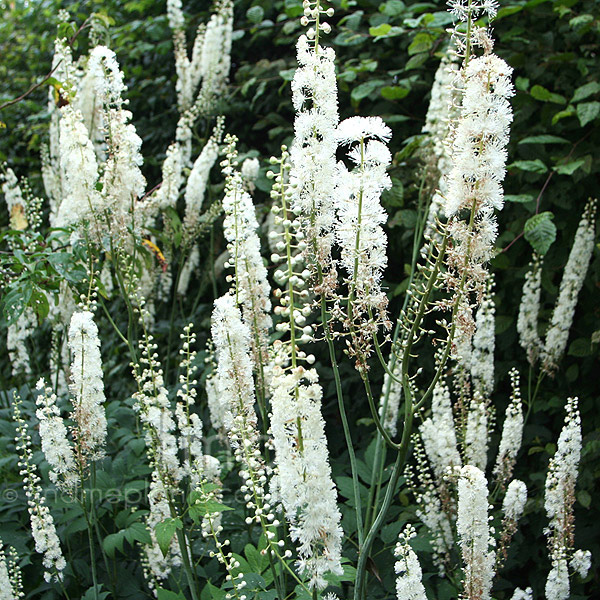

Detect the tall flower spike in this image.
[35,379,78,493]
[493,368,524,485]
[541,199,597,375]
[517,254,543,366]
[221,135,272,370]
[289,1,339,282]
[470,276,495,396]
[544,397,590,600]
[497,479,527,568]
[334,116,392,367]
[13,396,66,583]
[67,310,107,460]
[457,465,495,600]
[464,391,489,471]
[393,525,427,600]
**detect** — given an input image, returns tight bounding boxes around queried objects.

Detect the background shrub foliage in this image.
[0,0,598,598]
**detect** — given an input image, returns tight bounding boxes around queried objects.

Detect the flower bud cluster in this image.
[393,524,427,600]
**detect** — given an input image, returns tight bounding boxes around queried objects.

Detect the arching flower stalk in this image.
[517,254,543,366]
[493,368,524,486]
[13,395,66,583]
[496,479,527,569]
[334,116,393,370]
[393,525,427,600]
[544,397,591,600]
[268,149,343,588]
[289,1,339,289]
[541,199,597,375]
[457,465,495,600]
[221,135,272,378]
[0,540,23,599]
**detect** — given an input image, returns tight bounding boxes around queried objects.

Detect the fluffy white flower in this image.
[465,392,489,471]
[517,255,543,365]
[502,479,527,522]
[6,308,36,377]
[269,352,343,589]
[393,525,427,600]
[569,549,591,579]
[546,557,569,600]
[68,311,107,458]
[493,368,524,483]
[510,588,533,600]
[542,199,596,374]
[457,465,495,600]
[470,279,495,395]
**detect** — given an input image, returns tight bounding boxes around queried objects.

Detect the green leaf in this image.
[369,23,392,37]
[577,490,591,509]
[553,158,586,175]
[505,194,536,203]
[576,101,600,127]
[552,106,576,125]
[125,521,152,545]
[381,85,409,100]
[509,159,548,173]
[524,212,557,255]
[572,81,600,103]
[351,80,382,102]
[407,32,434,55]
[246,6,264,24]
[518,135,570,145]
[568,338,590,357]
[189,499,234,523]
[405,53,428,70]
[530,85,566,104]
[103,531,126,558]
[154,518,182,557]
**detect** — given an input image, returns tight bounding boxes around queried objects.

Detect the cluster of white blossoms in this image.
[68,310,107,459]
[517,254,543,365]
[35,379,78,493]
[334,116,393,355]
[393,525,427,600]
[1,167,27,231]
[167,0,233,113]
[221,136,272,368]
[493,368,524,484]
[541,199,597,374]
[6,308,36,377]
[0,540,23,600]
[502,479,527,523]
[544,397,591,600]
[457,465,495,600]
[269,347,343,589]
[470,277,495,395]
[464,392,489,471]
[420,378,461,482]
[289,6,339,271]
[13,397,66,583]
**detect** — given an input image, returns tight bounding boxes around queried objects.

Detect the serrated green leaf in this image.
[103,531,126,558]
[572,81,600,103]
[381,85,409,100]
[154,518,181,557]
[568,338,590,357]
[553,158,586,175]
[518,135,569,145]
[408,32,434,55]
[524,212,557,255]
[246,6,264,24]
[530,84,566,104]
[157,590,186,600]
[509,159,548,173]
[576,101,600,127]
[369,23,391,36]
[351,80,382,102]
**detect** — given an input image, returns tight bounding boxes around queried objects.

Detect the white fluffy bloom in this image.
[546,557,569,600]
[569,549,591,579]
[221,143,272,366]
[470,279,495,395]
[517,255,543,365]
[2,168,27,230]
[183,122,222,234]
[335,117,392,316]
[511,588,533,600]
[14,400,66,582]
[379,356,402,437]
[55,104,101,227]
[154,142,183,210]
[457,465,495,600]
[289,34,339,263]
[177,245,200,296]
[393,525,427,600]
[542,199,596,374]
[464,392,489,471]
[6,308,36,377]
[420,379,461,481]
[35,379,78,493]
[415,487,454,567]
[493,368,524,483]
[67,311,107,458]
[269,351,343,589]
[502,479,527,522]
[241,157,260,192]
